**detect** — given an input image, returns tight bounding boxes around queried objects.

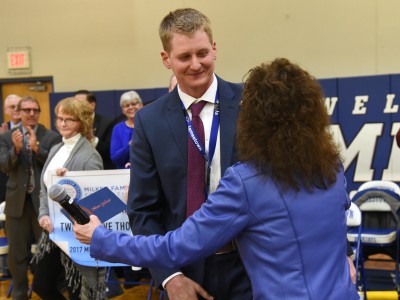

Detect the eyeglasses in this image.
[122,102,140,108]
[55,116,78,125]
[20,108,41,114]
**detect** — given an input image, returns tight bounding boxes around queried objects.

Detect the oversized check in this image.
[47,169,131,267]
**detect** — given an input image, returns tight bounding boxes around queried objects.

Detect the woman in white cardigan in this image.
[35,97,105,300]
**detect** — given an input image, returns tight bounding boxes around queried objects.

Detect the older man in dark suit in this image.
[0,94,21,204]
[0,96,60,300]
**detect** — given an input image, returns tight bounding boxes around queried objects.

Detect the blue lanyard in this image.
[182,91,220,195]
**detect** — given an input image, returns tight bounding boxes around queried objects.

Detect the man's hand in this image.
[165,274,213,300]
[11,129,23,154]
[73,215,102,244]
[0,122,9,134]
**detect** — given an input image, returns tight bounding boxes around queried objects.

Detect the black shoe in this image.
[106,285,124,298]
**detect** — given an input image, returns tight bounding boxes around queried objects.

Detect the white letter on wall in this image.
[324,97,338,116]
[382,123,400,181]
[383,94,398,114]
[352,95,369,115]
[330,123,383,181]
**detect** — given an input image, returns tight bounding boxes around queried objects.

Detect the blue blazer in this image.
[128,76,244,285]
[93,162,359,300]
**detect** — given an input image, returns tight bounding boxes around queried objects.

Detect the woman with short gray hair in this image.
[110,91,143,169]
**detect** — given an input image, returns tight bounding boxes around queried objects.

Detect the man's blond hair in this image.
[159,8,213,53]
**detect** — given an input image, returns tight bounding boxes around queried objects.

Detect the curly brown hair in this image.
[237,58,341,191]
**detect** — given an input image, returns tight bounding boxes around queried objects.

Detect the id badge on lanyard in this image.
[182,91,220,196]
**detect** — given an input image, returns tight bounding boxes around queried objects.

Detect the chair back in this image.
[358,180,400,194]
[352,181,400,232]
[347,202,362,227]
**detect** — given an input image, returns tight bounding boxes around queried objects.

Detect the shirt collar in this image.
[62,133,81,145]
[10,121,20,129]
[178,74,218,110]
[62,133,82,152]
[21,125,38,134]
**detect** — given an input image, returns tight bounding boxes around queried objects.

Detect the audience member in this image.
[36,97,106,299]
[0,96,61,300]
[1,94,21,204]
[0,94,21,280]
[74,90,115,169]
[74,58,360,300]
[127,8,251,300]
[1,94,21,132]
[110,91,143,168]
[109,90,144,294]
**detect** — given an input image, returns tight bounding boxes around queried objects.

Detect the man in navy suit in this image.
[1,94,21,203]
[127,8,251,300]
[74,90,115,169]
[0,94,21,280]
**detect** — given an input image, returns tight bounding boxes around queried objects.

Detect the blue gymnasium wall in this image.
[320,74,400,195]
[50,74,400,195]
[49,87,168,129]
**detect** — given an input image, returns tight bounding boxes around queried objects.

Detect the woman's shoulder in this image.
[229,161,264,181]
[77,136,97,152]
[113,120,133,132]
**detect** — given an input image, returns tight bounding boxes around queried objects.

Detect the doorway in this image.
[0,77,53,129]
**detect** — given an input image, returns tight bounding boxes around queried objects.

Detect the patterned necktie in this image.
[186,101,207,217]
[25,133,35,193]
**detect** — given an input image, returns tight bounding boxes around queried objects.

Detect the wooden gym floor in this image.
[0,274,162,300]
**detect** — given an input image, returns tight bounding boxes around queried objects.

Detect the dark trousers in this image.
[32,247,67,300]
[5,196,42,300]
[0,171,7,204]
[163,251,252,300]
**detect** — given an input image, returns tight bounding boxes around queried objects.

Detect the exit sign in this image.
[7,47,31,73]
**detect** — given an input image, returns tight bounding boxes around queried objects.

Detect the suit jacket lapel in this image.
[93,114,100,136]
[165,90,188,163]
[35,124,46,142]
[64,135,85,167]
[217,77,240,173]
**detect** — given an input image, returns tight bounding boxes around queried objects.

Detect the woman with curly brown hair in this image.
[237,57,341,192]
[74,58,359,300]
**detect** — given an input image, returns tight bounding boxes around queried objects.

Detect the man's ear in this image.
[161,51,171,69]
[212,41,217,60]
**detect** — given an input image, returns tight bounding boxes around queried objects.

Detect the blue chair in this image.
[0,236,13,298]
[347,202,367,299]
[0,201,13,298]
[352,180,400,292]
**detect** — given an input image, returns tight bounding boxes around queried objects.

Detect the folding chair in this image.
[0,202,13,298]
[352,180,400,291]
[347,202,367,299]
